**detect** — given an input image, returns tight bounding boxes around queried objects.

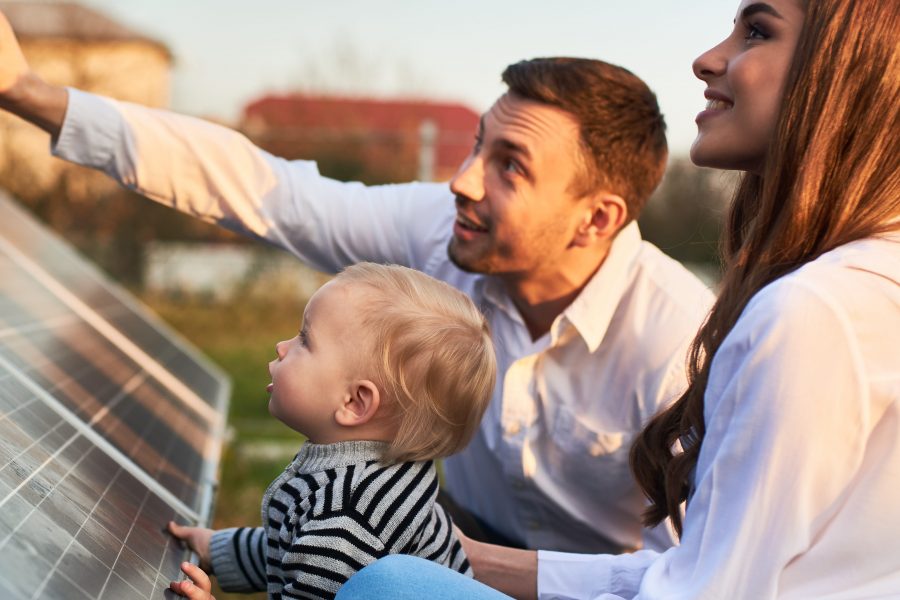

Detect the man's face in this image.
[447,93,589,279]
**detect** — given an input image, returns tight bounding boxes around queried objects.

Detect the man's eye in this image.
[472,134,484,153]
[503,159,522,175]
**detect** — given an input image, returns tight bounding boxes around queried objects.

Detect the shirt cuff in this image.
[51,88,121,172]
[537,549,659,600]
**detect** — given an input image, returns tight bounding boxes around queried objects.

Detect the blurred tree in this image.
[639,158,735,277]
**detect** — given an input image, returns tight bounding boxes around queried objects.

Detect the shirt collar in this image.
[563,221,643,353]
[478,222,643,353]
[479,274,522,324]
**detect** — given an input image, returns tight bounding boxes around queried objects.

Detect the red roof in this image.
[241,94,480,180]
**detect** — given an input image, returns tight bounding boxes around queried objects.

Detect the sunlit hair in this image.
[335,262,496,464]
[502,57,668,222]
[631,0,900,536]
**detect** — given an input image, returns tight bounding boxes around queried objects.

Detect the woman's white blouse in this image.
[538,234,900,599]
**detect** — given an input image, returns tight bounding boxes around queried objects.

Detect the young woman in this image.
[336,0,900,598]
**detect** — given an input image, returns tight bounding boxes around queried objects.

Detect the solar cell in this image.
[0,253,215,511]
[0,192,230,599]
[0,363,191,599]
[0,196,226,406]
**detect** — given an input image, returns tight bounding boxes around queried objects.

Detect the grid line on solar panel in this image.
[0,193,229,408]
[0,367,193,600]
[0,194,227,597]
[0,236,223,427]
[0,260,217,510]
[0,353,200,521]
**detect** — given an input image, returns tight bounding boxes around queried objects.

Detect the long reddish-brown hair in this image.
[630,0,900,536]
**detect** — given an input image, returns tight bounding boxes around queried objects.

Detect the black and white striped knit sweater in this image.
[209,440,471,599]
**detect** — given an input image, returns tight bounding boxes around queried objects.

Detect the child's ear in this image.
[335,380,381,427]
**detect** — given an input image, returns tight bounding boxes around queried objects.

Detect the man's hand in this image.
[169,562,216,600]
[0,10,67,136]
[453,525,538,600]
[168,521,214,572]
[0,10,28,98]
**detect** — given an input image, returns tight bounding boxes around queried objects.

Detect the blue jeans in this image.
[336,555,513,599]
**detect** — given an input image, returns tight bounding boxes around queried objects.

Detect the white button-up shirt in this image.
[53,89,713,553]
[538,235,900,598]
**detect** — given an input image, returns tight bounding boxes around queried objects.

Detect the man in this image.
[0,14,712,554]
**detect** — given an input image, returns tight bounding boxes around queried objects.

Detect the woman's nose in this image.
[692,40,728,81]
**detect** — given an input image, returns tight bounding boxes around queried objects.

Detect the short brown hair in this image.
[502,57,668,222]
[336,263,496,463]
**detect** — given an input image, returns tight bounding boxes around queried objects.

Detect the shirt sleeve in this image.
[538,549,660,599]
[209,526,268,592]
[538,277,868,599]
[51,89,454,274]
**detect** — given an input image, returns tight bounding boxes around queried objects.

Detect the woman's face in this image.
[690,0,805,173]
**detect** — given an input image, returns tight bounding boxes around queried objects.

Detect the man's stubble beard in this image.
[447,237,498,275]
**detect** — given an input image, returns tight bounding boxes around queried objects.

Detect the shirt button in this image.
[511,479,525,491]
[526,519,541,530]
[505,422,521,436]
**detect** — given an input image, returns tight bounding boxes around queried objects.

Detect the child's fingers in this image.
[169,563,215,599]
[169,579,214,600]
[168,520,190,540]
[167,523,213,571]
[168,579,193,597]
[181,562,212,592]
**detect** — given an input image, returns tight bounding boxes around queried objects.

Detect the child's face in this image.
[266,280,370,442]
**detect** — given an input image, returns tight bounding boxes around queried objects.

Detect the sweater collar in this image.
[292,440,390,474]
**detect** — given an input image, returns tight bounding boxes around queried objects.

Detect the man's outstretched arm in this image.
[0,11,453,276]
[0,12,67,137]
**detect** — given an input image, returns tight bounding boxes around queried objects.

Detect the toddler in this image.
[167,262,496,599]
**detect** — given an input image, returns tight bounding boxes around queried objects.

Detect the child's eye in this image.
[297,330,308,347]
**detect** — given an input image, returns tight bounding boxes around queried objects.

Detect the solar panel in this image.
[0,191,230,599]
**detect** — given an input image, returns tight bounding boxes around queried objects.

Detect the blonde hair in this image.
[335,262,497,463]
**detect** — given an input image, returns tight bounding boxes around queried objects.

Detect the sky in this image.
[71,0,738,156]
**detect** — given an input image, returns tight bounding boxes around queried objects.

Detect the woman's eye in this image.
[745,23,768,41]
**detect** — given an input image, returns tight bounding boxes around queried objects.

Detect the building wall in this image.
[0,39,170,204]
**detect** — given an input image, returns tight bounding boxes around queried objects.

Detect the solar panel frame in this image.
[0,238,220,514]
[0,361,195,599]
[0,191,231,598]
[0,194,229,410]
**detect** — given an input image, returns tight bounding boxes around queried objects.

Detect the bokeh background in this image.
[0,1,741,597]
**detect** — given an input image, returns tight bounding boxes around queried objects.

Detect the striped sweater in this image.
[209,440,471,599]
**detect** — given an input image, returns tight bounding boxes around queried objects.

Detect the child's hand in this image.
[169,562,216,600]
[168,521,214,571]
